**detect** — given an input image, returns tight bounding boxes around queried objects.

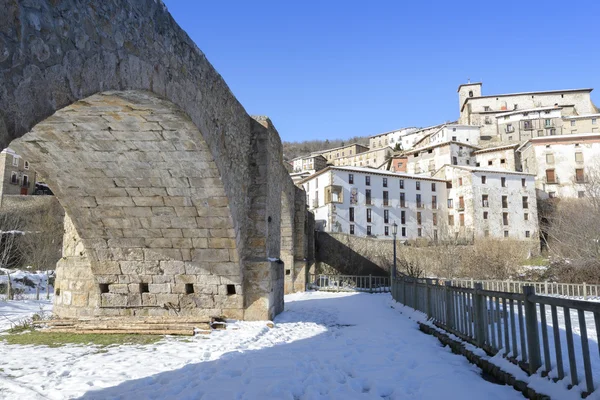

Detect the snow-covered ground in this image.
[0,292,521,400]
[0,268,54,300]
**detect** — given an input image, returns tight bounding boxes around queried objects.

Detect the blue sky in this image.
[163,0,600,143]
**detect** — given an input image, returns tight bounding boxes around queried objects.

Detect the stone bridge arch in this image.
[0,0,303,320]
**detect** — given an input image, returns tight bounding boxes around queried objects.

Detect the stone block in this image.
[170,217,198,229]
[160,260,185,275]
[145,238,173,248]
[101,293,128,307]
[120,261,155,275]
[148,283,170,293]
[191,238,208,248]
[171,238,193,248]
[207,196,229,207]
[211,263,240,276]
[144,248,182,261]
[194,284,218,295]
[108,238,145,248]
[209,228,235,238]
[127,294,142,306]
[222,308,244,320]
[95,275,118,284]
[174,275,196,284]
[214,293,243,309]
[163,197,193,207]
[96,197,135,207]
[161,228,184,238]
[91,261,122,275]
[152,275,174,284]
[184,262,211,275]
[132,197,165,207]
[139,188,168,197]
[152,206,177,217]
[220,275,242,285]
[108,284,129,294]
[71,293,89,307]
[142,293,157,306]
[208,238,236,249]
[192,249,230,262]
[156,293,181,306]
[174,207,198,217]
[122,207,153,218]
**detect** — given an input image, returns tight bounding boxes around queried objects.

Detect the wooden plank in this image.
[46,329,195,336]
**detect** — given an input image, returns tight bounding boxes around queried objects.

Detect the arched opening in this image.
[11,90,243,319]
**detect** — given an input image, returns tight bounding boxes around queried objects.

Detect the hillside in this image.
[283,136,370,161]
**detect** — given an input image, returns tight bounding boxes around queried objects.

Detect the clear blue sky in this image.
[163,0,600,143]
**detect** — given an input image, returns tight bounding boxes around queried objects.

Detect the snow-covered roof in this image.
[405,140,480,155]
[494,106,562,118]
[562,113,600,120]
[1,147,19,156]
[297,165,449,185]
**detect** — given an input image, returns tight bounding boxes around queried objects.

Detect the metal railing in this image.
[309,274,390,293]
[392,276,600,396]
[450,278,600,300]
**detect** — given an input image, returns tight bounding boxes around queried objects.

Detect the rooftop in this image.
[457,82,482,92]
[562,113,600,120]
[311,142,369,155]
[442,164,536,177]
[405,140,480,155]
[461,88,593,111]
[494,106,563,118]
[472,143,519,155]
[296,165,449,184]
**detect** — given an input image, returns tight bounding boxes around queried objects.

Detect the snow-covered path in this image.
[0,292,521,399]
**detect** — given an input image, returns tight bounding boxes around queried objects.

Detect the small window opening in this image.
[185,283,194,294]
[227,284,236,295]
[285,269,291,276]
[139,283,149,293]
[55,288,61,296]
[99,284,109,294]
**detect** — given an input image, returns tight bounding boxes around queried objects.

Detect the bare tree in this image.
[20,210,63,271]
[0,212,24,269]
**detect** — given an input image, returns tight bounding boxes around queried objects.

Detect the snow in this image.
[0,292,520,399]
[0,268,54,300]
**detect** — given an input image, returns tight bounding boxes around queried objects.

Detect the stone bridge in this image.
[0,0,314,320]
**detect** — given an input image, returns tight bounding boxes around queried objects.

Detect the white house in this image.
[299,166,448,241]
[414,124,480,148]
[405,141,479,175]
[517,133,600,199]
[434,165,539,243]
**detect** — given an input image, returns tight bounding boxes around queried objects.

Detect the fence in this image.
[451,278,600,300]
[392,276,600,396]
[309,274,390,293]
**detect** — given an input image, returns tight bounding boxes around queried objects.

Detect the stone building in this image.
[379,155,408,173]
[368,127,418,151]
[313,143,369,164]
[434,165,539,243]
[496,106,569,142]
[562,114,600,134]
[0,148,36,196]
[405,141,479,175]
[517,133,600,199]
[457,82,598,140]
[299,166,448,242]
[290,154,328,174]
[413,124,480,148]
[333,146,394,168]
[473,144,519,171]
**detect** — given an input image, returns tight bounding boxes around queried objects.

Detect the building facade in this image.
[517,133,600,199]
[435,165,539,243]
[313,143,369,164]
[333,146,393,168]
[300,166,448,241]
[473,144,519,171]
[414,124,480,148]
[457,82,598,140]
[291,154,328,174]
[562,114,599,134]
[0,148,36,196]
[368,127,418,151]
[406,141,479,175]
[496,107,570,142]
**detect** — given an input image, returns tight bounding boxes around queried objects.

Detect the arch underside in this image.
[12,91,244,319]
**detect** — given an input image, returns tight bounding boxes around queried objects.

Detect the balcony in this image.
[505,126,515,133]
[312,199,319,208]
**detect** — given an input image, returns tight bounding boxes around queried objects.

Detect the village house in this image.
[291,154,328,174]
[333,146,393,168]
[405,141,479,175]
[312,143,369,164]
[299,166,448,241]
[457,82,598,141]
[517,133,600,199]
[473,144,519,171]
[434,165,539,244]
[562,114,599,134]
[413,124,480,148]
[0,148,37,197]
[368,127,418,151]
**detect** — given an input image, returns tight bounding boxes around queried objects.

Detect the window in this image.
[367,226,372,235]
[452,156,458,165]
[483,211,488,220]
[416,181,421,190]
[523,120,532,130]
[22,175,28,188]
[576,168,585,183]
[593,118,597,125]
[399,179,404,189]
[484,230,490,238]
[546,169,556,183]
[578,191,585,198]
[383,178,388,187]
[482,194,489,207]
[349,174,354,184]
[384,209,389,224]
[468,90,473,97]
[315,179,318,188]
[502,195,508,208]
[417,228,422,237]
[10,172,17,184]
[571,120,576,127]
[383,226,388,236]
[504,230,509,238]
[458,177,463,186]
[452,136,457,141]
[416,194,422,208]
[400,192,406,208]
[447,198,454,209]
[481,176,486,184]
[366,189,372,205]
[401,227,406,237]
[12,156,18,167]
[366,208,372,223]
[575,152,584,163]
[349,207,354,222]
[545,119,552,127]
[417,212,422,225]
[432,195,437,209]
[522,196,528,209]
[546,153,555,164]
[431,182,436,192]
[524,213,529,220]
[432,212,438,226]
[24,161,29,170]
[500,159,506,164]
[458,196,464,210]
[522,178,526,187]
[525,231,531,238]
[383,191,389,206]
[459,214,465,226]
[448,215,454,226]
[488,160,493,166]
[501,177,506,187]
[484,106,490,111]
[365,176,370,186]
[503,212,509,225]
[549,191,556,198]
[350,224,355,235]
[401,210,406,225]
